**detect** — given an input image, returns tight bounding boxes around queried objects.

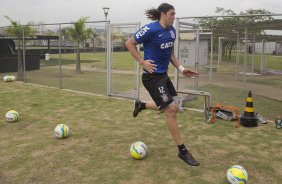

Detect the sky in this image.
[0,0,282,27]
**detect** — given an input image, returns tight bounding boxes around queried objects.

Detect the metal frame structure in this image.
[176,14,282,83]
[174,14,282,117]
[107,22,141,99]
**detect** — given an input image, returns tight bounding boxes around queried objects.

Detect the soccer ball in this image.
[3,75,10,82]
[227,165,248,184]
[130,141,147,159]
[10,75,16,81]
[3,75,16,82]
[54,124,69,138]
[5,110,19,122]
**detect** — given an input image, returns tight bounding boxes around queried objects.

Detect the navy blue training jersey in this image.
[134,21,176,74]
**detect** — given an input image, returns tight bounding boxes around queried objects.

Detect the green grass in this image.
[246,76,282,89]
[0,82,281,184]
[201,84,281,119]
[182,84,282,120]
[49,52,139,70]
[210,53,282,71]
[28,52,282,94]
[24,67,136,95]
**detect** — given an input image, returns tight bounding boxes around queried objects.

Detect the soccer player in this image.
[125,3,200,166]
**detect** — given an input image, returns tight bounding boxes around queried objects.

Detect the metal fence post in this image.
[174,18,180,90]
[210,20,214,83]
[22,25,26,83]
[243,26,248,83]
[195,26,200,90]
[59,24,62,89]
[251,35,255,76]
[136,23,141,100]
[236,32,240,80]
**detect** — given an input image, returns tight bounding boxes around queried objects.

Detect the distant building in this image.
[179,33,210,67]
[255,42,282,55]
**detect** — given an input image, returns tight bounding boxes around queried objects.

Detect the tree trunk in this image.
[64,39,66,53]
[93,39,95,52]
[75,46,82,74]
[17,41,24,81]
[222,46,226,57]
[228,48,232,60]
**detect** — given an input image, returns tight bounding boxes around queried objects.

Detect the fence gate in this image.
[175,19,204,92]
[107,22,141,99]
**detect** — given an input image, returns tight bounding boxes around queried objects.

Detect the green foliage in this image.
[239,9,274,23]
[67,16,92,46]
[64,16,95,73]
[4,15,37,81]
[197,8,274,60]
[199,7,274,29]
[4,15,36,37]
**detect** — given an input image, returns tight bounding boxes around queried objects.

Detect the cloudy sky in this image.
[0,0,282,27]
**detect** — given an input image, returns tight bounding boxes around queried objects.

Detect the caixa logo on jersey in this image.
[160,42,174,49]
[135,26,150,39]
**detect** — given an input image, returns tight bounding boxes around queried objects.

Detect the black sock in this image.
[140,102,146,110]
[178,144,188,155]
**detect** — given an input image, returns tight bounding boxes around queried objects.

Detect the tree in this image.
[121,35,129,51]
[67,16,93,74]
[88,29,97,52]
[4,16,36,81]
[60,27,70,53]
[198,8,273,60]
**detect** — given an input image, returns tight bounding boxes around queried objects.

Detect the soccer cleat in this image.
[178,151,200,166]
[133,100,143,118]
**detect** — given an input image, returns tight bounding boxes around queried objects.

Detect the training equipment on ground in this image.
[208,103,240,128]
[216,110,234,121]
[5,110,19,122]
[130,141,147,159]
[54,124,69,138]
[240,91,257,127]
[227,165,248,184]
[256,113,267,124]
[275,115,281,129]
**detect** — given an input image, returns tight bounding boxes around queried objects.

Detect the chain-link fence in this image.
[1,20,109,95]
[107,23,140,99]
[175,14,282,102]
[1,15,282,104]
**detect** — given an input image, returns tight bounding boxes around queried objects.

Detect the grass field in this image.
[49,52,282,71]
[0,81,281,184]
[211,53,282,71]
[48,52,138,70]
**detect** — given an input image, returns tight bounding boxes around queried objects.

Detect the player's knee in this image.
[165,102,179,114]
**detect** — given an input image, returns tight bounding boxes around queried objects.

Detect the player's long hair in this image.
[145,3,174,21]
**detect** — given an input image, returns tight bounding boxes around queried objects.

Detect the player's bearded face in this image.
[164,9,176,26]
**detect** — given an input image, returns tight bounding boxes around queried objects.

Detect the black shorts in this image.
[142,73,177,110]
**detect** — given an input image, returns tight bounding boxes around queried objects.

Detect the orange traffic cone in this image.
[240,91,258,127]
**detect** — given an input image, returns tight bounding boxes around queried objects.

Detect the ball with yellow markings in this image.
[54,124,69,138]
[227,165,248,184]
[130,141,147,159]
[5,110,19,122]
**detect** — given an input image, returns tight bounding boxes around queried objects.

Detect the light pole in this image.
[103,7,110,68]
[103,7,110,21]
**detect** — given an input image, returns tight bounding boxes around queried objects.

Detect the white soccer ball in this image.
[5,110,19,122]
[10,75,16,81]
[227,165,248,184]
[130,141,147,159]
[54,124,69,138]
[3,75,10,82]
